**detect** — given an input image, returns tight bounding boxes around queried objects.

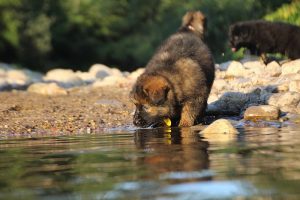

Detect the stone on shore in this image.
[281,59,300,75]
[244,105,280,121]
[266,61,281,77]
[28,83,67,95]
[201,119,238,135]
[289,80,300,93]
[44,69,85,88]
[225,61,246,77]
[89,64,123,79]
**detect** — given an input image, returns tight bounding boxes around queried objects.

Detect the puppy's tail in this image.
[180,11,207,39]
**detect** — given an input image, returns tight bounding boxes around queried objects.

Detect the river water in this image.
[1,126,300,199]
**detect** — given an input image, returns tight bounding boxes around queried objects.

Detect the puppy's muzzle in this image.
[133,110,147,127]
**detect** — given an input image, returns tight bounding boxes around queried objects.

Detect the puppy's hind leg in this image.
[179,97,206,127]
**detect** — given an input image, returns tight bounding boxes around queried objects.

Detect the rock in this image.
[276,82,290,92]
[89,64,123,79]
[44,69,84,88]
[289,80,300,93]
[207,90,262,115]
[243,61,265,75]
[93,76,129,87]
[225,61,246,77]
[128,68,145,80]
[201,119,238,134]
[212,79,227,91]
[75,71,96,84]
[23,69,43,83]
[0,79,10,91]
[217,61,231,71]
[268,92,300,107]
[268,92,300,112]
[6,69,31,87]
[27,83,67,95]
[244,105,280,120]
[266,61,281,77]
[281,59,300,75]
[207,93,219,104]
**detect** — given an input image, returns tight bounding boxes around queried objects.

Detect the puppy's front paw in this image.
[179,118,194,127]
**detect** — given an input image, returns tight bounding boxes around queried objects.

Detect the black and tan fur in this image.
[130,11,215,127]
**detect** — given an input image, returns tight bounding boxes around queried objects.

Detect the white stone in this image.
[0,79,10,91]
[218,61,231,71]
[243,61,265,75]
[201,119,238,134]
[93,76,129,87]
[212,79,227,91]
[289,80,300,93]
[265,61,281,77]
[244,105,280,120]
[225,61,247,77]
[268,92,300,108]
[75,71,96,83]
[281,59,300,75]
[128,68,145,80]
[28,82,67,95]
[6,69,31,86]
[89,64,123,79]
[44,68,84,88]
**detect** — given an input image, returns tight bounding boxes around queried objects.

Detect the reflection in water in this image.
[134,128,210,180]
[0,126,300,199]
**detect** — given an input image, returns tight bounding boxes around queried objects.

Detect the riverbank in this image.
[1,58,300,136]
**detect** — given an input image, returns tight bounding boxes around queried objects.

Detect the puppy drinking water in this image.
[130,11,215,127]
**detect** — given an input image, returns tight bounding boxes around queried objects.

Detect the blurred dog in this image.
[229,20,300,63]
[130,11,215,127]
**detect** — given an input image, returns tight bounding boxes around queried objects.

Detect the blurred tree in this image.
[0,0,293,71]
[265,0,300,25]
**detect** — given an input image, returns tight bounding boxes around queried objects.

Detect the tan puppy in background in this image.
[130,11,215,127]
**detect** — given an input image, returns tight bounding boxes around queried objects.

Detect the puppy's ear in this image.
[181,11,206,38]
[143,76,170,105]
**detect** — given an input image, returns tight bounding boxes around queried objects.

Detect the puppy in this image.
[130,11,215,127]
[229,20,300,63]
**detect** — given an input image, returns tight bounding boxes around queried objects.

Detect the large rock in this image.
[93,76,129,87]
[89,64,123,79]
[0,79,10,91]
[207,90,262,115]
[201,119,238,134]
[225,61,247,77]
[281,59,300,75]
[212,79,227,91]
[243,61,265,75]
[268,92,300,113]
[44,69,84,88]
[75,71,96,84]
[6,69,32,87]
[128,68,145,80]
[289,80,300,93]
[244,105,280,120]
[27,83,67,95]
[265,61,281,77]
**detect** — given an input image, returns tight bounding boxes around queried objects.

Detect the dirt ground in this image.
[0,86,135,137]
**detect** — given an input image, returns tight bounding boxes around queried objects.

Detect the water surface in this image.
[1,126,300,199]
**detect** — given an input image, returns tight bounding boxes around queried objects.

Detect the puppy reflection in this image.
[134,128,210,179]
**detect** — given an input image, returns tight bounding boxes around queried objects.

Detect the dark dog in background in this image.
[130,11,215,127]
[229,20,300,63]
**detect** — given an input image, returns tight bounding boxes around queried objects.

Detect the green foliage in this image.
[265,0,300,25]
[0,0,294,71]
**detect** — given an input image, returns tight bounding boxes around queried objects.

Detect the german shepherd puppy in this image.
[130,11,215,127]
[229,20,300,63]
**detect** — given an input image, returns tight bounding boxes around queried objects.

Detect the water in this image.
[1,126,300,199]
